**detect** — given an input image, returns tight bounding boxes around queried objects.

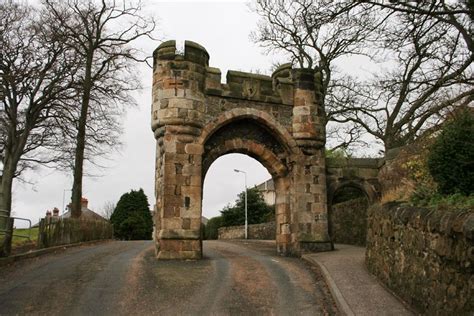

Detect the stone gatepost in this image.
[152,41,208,259]
[288,69,331,253]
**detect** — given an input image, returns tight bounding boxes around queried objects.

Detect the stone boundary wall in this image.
[218,222,276,240]
[366,203,473,314]
[330,197,368,246]
[38,218,113,249]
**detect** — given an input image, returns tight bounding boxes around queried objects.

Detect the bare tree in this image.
[99,200,116,220]
[363,0,473,54]
[251,0,382,151]
[0,1,78,255]
[251,0,473,152]
[334,0,474,151]
[43,0,156,217]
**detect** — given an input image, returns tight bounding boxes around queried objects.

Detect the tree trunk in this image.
[0,170,13,216]
[70,50,94,218]
[0,217,14,257]
[0,157,17,257]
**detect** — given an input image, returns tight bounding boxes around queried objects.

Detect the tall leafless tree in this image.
[334,0,474,151]
[0,1,78,255]
[251,0,382,151]
[251,0,473,152]
[43,0,156,218]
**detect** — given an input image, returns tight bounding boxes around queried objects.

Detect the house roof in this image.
[61,207,107,222]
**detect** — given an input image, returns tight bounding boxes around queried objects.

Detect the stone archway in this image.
[200,117,293,255]
[328,180,378,206]
[151,40,332,259]
[325,158,382,247]
[328,183,370,246]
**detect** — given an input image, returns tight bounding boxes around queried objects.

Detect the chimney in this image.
[81,197,88,209]
[46,210,52,218]
[52,207,59,218]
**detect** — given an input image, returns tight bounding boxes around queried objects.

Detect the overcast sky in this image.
[11,0,382,227]
[11,0,282,226]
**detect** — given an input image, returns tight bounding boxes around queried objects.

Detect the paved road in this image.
[0,240,338,315]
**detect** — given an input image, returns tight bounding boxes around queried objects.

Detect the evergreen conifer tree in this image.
[110,189,153,240]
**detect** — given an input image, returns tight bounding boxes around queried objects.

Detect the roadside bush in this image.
[110,189,153,240]
[220,187,274,227]
[204,216,223,240]
[379,140,437,205]
[426,193,474,210]
[427,110,474,195]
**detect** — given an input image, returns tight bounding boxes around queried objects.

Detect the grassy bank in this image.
[12,227,39,247]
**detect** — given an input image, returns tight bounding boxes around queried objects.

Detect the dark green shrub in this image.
[220,187,274,227]
[427,110,474,195]
[110,188,153,240]
[204,216,223,240]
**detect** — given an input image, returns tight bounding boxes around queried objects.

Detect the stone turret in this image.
[288,68,330,253]
[271,63,293,105]
[291,68,325,154]
[152,40,208,134]
[152,41,209,259]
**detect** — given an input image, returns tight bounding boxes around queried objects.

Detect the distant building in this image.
[62,197,108,222]
[256,179,275,206]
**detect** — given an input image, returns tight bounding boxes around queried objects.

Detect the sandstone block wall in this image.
[366,203,474,314]
[152,40,332,259]
[218,222,276,240]
[330,197,368,246]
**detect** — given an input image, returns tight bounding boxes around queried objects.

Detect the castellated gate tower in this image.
[151,40,332,259]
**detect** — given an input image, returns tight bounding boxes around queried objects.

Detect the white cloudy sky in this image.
[11,0,280,226]
[11,0,380,227]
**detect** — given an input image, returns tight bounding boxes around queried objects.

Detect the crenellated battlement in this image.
[152,39,326,147]
[153,40,210,67]
[204,60,296,105]
[153,40,325,106]
[204,68,292,105]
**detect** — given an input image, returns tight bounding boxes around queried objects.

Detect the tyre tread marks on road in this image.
[0,240,339,315]
[211,243,279,314]
[0,241,151,316]
[207,240,339,315]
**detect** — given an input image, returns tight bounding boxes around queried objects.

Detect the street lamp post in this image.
[234,169,248,239]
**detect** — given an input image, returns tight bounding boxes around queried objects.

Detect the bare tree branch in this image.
[251,0,473,153]
[42,0,157,217]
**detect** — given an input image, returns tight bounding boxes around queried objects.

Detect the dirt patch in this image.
[122,248,214,314]
[120,245,154,312]
[218,247,278,314]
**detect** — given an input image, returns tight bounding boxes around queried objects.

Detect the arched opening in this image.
[154,99,333,259]
[199,116,292,255]
[202,154,276,242]
[329,184,369,247]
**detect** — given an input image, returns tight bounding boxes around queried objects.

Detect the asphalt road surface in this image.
[0,240,338,315]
